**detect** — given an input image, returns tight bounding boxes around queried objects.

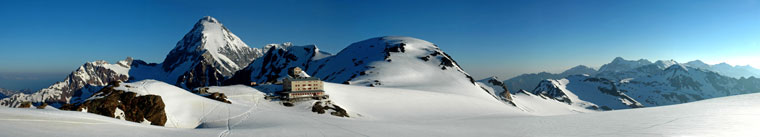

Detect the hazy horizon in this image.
[1,0,759,90]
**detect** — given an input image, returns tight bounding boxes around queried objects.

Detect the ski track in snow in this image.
[218,90,260,137]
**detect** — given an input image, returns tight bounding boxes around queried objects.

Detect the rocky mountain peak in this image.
[561,65,597,75]
[664,63,689,72]
[162,16,262,76]
[199,16,219,24]
[654,60,679,69]
[599,57,653,73]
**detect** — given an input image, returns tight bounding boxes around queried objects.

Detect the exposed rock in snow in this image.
[311,100,349,117]
[476,76,513,102]
[60,82,167,126]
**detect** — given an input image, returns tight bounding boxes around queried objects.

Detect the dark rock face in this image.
[177,56,226,90]
[61,84,167,126]
[485,79,509,99]
[35,103,47,109]
[203,92,231,104]
[226,44,322,85]
[18,102,31,108]
[531,80,573,104]
[311,101,349,117]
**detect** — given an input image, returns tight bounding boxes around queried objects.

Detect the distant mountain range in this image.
[0,88,33,99]
[500,57,760,110]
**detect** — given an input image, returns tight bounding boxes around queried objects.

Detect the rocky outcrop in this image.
[311,100,349,117]
[191,87,232,104]
[60,82,167,126]
[203,92,231,104]
[476,77,515,104]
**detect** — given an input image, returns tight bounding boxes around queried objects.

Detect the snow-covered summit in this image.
[654,59,679,69]
[162,16,263,77]
[308,36,491,98]
[598,57,653,73]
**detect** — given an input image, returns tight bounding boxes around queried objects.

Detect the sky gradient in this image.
[1,0,759,90]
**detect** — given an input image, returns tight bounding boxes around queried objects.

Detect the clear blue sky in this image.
[1,0,759,90]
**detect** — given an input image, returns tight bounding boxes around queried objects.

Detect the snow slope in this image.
[1,85,758,137]
[304,36,497,103]
[510,90,594,115]
[109,80,248,128]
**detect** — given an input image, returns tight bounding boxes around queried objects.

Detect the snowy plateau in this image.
[1,16,759,137]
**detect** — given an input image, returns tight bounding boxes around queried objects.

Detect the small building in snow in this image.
[280,67,326,100]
